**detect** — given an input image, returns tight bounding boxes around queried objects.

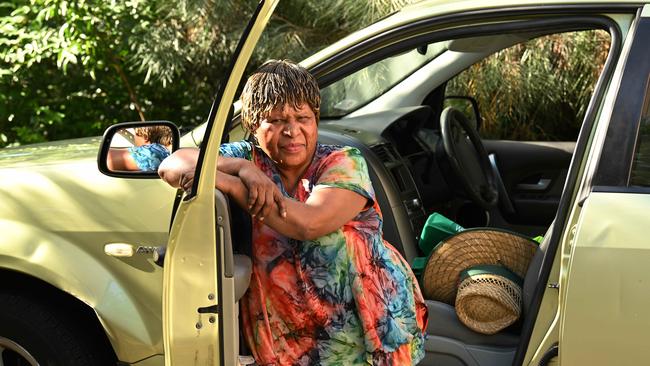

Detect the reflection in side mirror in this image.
[98,121,180,178]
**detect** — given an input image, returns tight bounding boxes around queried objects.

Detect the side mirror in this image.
[443,96,482,131]
[98,121,180,178]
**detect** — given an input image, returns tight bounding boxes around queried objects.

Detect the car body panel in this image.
[0,141,174,362]
[560,193,650,364]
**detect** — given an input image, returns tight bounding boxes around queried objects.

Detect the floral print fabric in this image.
[220,141,428,365]
[128,143,170,171]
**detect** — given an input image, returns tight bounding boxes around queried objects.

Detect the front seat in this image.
[418,224,551,366]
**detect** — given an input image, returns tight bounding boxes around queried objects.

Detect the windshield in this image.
[320,42,447,117]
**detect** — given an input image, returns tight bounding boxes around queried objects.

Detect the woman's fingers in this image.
[179,171,195,192]
[259,186,275,220]
[247,185,259,211]
[238,165,286,221]
[249,186,266,219]
[274,189,287,218]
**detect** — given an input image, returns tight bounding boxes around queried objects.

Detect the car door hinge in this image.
[198,304,221,314]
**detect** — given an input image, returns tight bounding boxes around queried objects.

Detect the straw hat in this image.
[455,265,523,334]
[421,229,538,334]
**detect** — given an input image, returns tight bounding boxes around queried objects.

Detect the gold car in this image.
[2,0,650,365]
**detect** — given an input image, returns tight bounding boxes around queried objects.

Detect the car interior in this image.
[217,22,612,366]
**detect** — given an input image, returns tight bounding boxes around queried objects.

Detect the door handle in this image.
[516,178,551,191]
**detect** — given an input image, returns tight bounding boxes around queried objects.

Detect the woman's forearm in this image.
[218,156,252,175]
[218,171,366,241]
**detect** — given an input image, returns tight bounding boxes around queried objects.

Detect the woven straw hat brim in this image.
[421,229,537,304]
[455,273,522,334]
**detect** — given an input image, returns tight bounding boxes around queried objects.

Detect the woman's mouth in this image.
[281,143,304,153]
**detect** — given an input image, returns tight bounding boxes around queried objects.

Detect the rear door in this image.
[161,1,279,365]
[557,7,650,365]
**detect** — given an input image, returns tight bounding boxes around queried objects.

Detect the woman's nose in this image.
[283,123,295,136]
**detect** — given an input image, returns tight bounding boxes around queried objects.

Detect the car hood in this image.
[0,136,101,168]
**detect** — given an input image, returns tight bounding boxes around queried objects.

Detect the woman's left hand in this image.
[239,163,287,220]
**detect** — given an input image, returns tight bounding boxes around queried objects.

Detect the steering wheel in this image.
[440,107,498,210]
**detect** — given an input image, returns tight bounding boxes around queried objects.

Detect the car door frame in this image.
[162,1,279,365]
[554,6,650,365]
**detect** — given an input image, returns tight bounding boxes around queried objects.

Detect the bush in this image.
[447,30,610,141]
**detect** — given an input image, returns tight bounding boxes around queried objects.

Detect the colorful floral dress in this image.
[128,143,170,171]
[220,141,428,366]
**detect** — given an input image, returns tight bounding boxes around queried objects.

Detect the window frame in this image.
[593,15,650,190]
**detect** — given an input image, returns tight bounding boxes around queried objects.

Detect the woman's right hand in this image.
[238,163,287,220]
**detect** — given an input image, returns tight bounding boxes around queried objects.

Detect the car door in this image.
[556,7,650,365]
[162,1,279,365]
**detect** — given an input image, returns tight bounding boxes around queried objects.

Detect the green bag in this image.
[411,213,464,277]
[418,213,465,254]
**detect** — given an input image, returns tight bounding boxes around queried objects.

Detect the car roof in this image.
[302,0,645,69]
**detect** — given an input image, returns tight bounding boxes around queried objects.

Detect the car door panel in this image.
[484,140,574,228]
[560,193,650,365]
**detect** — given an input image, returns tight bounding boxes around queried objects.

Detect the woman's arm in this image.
[107,148,140,171]
[218,171,367,241]
[158,148,286,218]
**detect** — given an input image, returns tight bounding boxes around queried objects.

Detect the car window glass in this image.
[629,89,650,186]
[320,42,448,117]
[445,30,610,142]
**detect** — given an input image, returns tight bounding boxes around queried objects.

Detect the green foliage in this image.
[1,1,606,147]
[0,0,413,148]
[447,30,610,141]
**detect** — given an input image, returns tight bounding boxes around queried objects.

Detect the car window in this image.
[445,30,610,142]
[629,89,650,186]
[320,42,448,118]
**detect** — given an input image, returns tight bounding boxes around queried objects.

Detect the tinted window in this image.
[629,90,650,186]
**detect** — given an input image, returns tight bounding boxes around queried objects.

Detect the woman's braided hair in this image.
[240,59,320,133]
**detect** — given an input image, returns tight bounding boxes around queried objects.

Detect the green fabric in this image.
[459,264,524,287]
[533,235,544,244]
[418,213,464,254]
[411,256,427,276]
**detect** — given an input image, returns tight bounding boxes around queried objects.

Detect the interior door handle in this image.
[516,178,551,191]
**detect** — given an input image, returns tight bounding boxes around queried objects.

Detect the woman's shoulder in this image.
[315,143,363,159]
[219,140,254,158]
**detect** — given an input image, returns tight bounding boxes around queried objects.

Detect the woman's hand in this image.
[238,163,286,220]
[158,148,198,191]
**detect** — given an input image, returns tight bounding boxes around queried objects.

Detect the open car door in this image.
[162,1,279,365]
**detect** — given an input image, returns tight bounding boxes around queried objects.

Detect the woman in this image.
[159,60,427,365]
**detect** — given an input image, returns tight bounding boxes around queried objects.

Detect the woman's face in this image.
[254,102,318,174]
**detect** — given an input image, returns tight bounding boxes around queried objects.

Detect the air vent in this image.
[371,143,398,163]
